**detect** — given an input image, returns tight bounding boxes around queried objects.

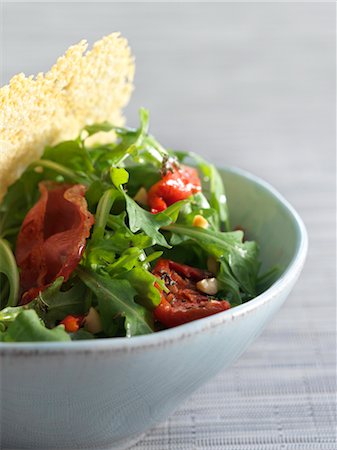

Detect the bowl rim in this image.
[0,166,308,354]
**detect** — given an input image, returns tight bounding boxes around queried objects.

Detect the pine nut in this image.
[84,307,103,334]
[196,277,218,295]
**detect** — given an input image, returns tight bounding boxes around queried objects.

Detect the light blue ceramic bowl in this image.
[0,167,308,450]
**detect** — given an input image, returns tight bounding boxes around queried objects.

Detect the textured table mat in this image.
[2,2,336,449]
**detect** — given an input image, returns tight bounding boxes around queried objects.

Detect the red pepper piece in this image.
[148,165,201,214]
[60,315,85,333]
[152,259,230,328]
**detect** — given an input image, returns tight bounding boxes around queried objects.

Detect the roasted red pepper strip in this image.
[148,165,201,214]
[60,315,85,333]
[168,261,211,281]
[15,182,94,304]
[152,259,230,328]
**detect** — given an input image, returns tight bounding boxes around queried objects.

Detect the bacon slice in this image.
[16,182,94,304]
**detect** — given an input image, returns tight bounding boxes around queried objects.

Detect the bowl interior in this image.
[221,168,301,284]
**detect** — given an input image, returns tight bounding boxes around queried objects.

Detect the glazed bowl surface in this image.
[0,167,308,450]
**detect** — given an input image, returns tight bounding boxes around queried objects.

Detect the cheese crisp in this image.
[0,33,134,201]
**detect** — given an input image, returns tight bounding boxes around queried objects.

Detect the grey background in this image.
[1,2,336,449]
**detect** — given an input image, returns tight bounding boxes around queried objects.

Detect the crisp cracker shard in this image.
[0,33,135,201]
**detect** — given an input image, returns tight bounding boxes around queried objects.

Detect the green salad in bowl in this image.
[0,33,308,450]
[0,109,275,342]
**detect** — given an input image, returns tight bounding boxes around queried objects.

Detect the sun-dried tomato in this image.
[152,259,230,328]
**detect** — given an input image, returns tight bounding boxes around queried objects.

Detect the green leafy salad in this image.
[0,109,272,342]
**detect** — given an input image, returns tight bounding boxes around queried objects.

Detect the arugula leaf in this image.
[217,261,242,304]
[1,310,70,342]
[71,329,95,340]
[167,224,259,302]
[33,277,88,328]
[91,109,151,169]
[113,108,149,162]
[161,200,190,223]
[106,213,153,251]
[175,193,218,231]
[190,153,230,231]
[124,194,172,248]
[0,169,42,242]
[110,167,129,187]
[141,250,163,267]
[31,159,88,185]
[109,165,175,248]
[167,224,242,258]
[106,247,144,276]
[43,140,94,173]
[83,121,114,137]
[0,275,9,310]
[86,212,153,274]
[89,108,172,171]
[85,238,117,272]
[123,267,162,310]
[77,267,153,337]
[0,238,19,307]
[104,165,171,249]
[123,195,189,249]
[91,188,121,241]
[86,188,155,274]
[125,165,161,197]
[0,277,88,334]
[174,151,230,231]
[0,306,24,326]
[228,240,259,296]
[256,265,281,294]
[85,180,106,211]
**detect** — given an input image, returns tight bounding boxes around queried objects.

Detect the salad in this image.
[0,109,270,342]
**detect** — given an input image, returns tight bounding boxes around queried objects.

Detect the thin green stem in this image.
[31,160,88,185]
[0,238,20,307]
[92,189,121,240]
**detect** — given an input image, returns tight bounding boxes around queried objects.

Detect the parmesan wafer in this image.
[0,33,134,201]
